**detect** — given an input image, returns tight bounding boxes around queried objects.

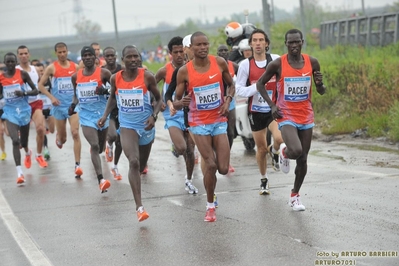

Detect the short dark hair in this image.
[167,36,183,52]
[103,47,116,54]
[54,42,67,51]
[17,45,29,53]
[90,42,99,47]
[190,31,207,44]
[35,62,44,68]
[121,45,137,57]
[4,52,17,61]
[285,29,303,41]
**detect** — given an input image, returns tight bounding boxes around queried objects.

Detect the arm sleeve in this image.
[235,59,257,97]
[165,67,180,102]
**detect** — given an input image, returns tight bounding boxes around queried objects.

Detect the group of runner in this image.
[0,27,325,223]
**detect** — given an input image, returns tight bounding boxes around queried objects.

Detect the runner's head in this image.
[103,47,117,66]
[80,46,96,68]
[249,29,270,55]
[121,45,140,71]
[17,45,30,65]
[190,31,209,60]
[35,62,45,77]
[90,42,101,57]
[167,36,184,67]
[217,44,229,61]
[285,29,304,56]
[3,52,17,71]
[54,42,68,62]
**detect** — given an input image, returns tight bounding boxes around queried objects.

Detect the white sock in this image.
[25,150,31,156]
[137,206,144,212]
[207,202,215,209]
[113,164,118,169]
[272,146,278,154]
[108,143,113,149]
[16,166,23,176]
[36,153,42,157]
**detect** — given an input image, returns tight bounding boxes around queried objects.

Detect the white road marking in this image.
[0,189,53,266]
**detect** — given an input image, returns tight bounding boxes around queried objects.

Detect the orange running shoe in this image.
[204,207,216,222]
[228,165,235,173]
[141,165,148,175]
[75,166,83,177]
[105,145,113,162]
[16,174,25,184]
[111,168,122,180]
[36,155,48,168]
[136,206,149,222]
[99,179,111,193]
[24,150,32,169]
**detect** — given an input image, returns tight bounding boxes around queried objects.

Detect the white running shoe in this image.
[279,143,290,174]
[185,181,198,194]
[289,194,306,211]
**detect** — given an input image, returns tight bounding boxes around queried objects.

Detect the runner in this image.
[0,52,39,184]
[71,46,112,192]
[35,62,54,160]
[236,29,284,195]
[98,45,162,222]
[256,28,326,211]
[16,45,48,168]
[38,42,83,178]
[155,36,198,194]
[101,46,124,180]
[217,44,238,173]
[175,32,235,222]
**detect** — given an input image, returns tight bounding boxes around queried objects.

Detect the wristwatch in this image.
[151,113,158,122]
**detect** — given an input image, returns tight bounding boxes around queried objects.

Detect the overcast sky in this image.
[0,0,396,41]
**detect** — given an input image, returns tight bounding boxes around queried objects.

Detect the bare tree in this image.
[74,16,101,41]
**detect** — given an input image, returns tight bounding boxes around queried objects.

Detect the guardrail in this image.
[319,12,399,48]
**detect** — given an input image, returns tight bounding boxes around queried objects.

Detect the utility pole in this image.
[261,0,272,36]
[112,0,119,48]
[361,0,366,16]
[299,0,307,49]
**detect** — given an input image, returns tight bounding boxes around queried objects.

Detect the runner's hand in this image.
[97,116,106,128]
[271,105,283,120]
[68,103,76,116]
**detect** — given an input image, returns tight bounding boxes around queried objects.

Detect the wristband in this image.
[226,95,233,101]
[316,82,324,87]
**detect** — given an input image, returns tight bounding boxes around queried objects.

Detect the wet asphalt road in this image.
[0,118,398,266]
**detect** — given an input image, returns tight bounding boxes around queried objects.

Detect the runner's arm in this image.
[256,59,280,108]
[21,71,39,96]
[235,59,257,97]
[310,56,326,95]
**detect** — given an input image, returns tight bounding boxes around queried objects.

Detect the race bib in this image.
[3,84,21,102]
[283,77,311,102]
[77,82,99,103]
[251,90,272,112]
[58,77,73,94]
[118,88,144,113]
[193,82,221,111]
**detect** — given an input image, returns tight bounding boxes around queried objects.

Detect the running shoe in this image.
[105,144,113,162]
[289,194,306,211]
[141,165,148,175]
[55,133,63,149]
[259,178,270,195]
[136,206,149,222]
[268,144,280,172]
[111,167,122,180]
[185,181,198,194]
[171,144,179,158]
[1,152,6,160]
[204,207,216,222]
[16,174,25,184]
[228,165,235,173]
[213,194,218,208]
[36,155,48,168]
[75,165,83,177]
[279,143,290,174]
[99,179,111,193]
[44,148,50,160]
[24,150,32,169]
